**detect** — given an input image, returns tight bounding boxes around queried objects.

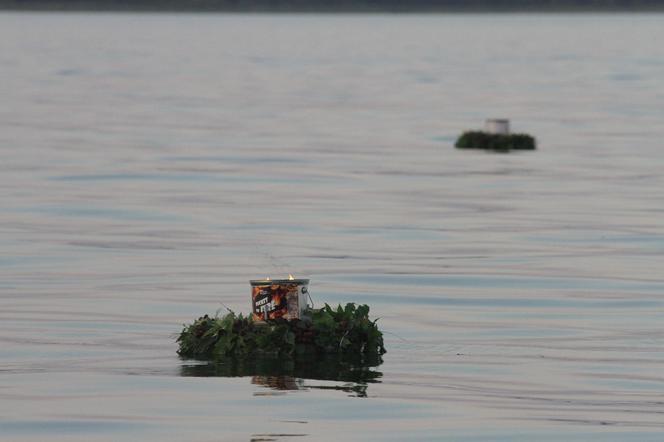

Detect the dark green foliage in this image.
[177,303,386,362]
[455,131,536,152]
[310,303,385,355]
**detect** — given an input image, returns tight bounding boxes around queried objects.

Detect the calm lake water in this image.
[2,11,664,441]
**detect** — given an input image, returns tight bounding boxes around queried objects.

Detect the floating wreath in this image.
[177,303,386,361]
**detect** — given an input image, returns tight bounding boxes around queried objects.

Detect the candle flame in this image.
[288,274,294,280]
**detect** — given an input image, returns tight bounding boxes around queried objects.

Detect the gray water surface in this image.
[1,12,664,441]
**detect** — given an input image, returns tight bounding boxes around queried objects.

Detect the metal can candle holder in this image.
[250,277,310,322]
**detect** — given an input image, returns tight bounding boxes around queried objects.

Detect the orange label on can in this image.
[251,282,308,321]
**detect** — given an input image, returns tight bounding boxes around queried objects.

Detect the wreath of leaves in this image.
[455,131,536,151]
[177,303,386,361]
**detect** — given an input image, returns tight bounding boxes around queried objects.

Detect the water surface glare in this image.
[1,11,664,442]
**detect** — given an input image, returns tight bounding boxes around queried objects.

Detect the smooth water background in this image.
[2,12,664,441]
